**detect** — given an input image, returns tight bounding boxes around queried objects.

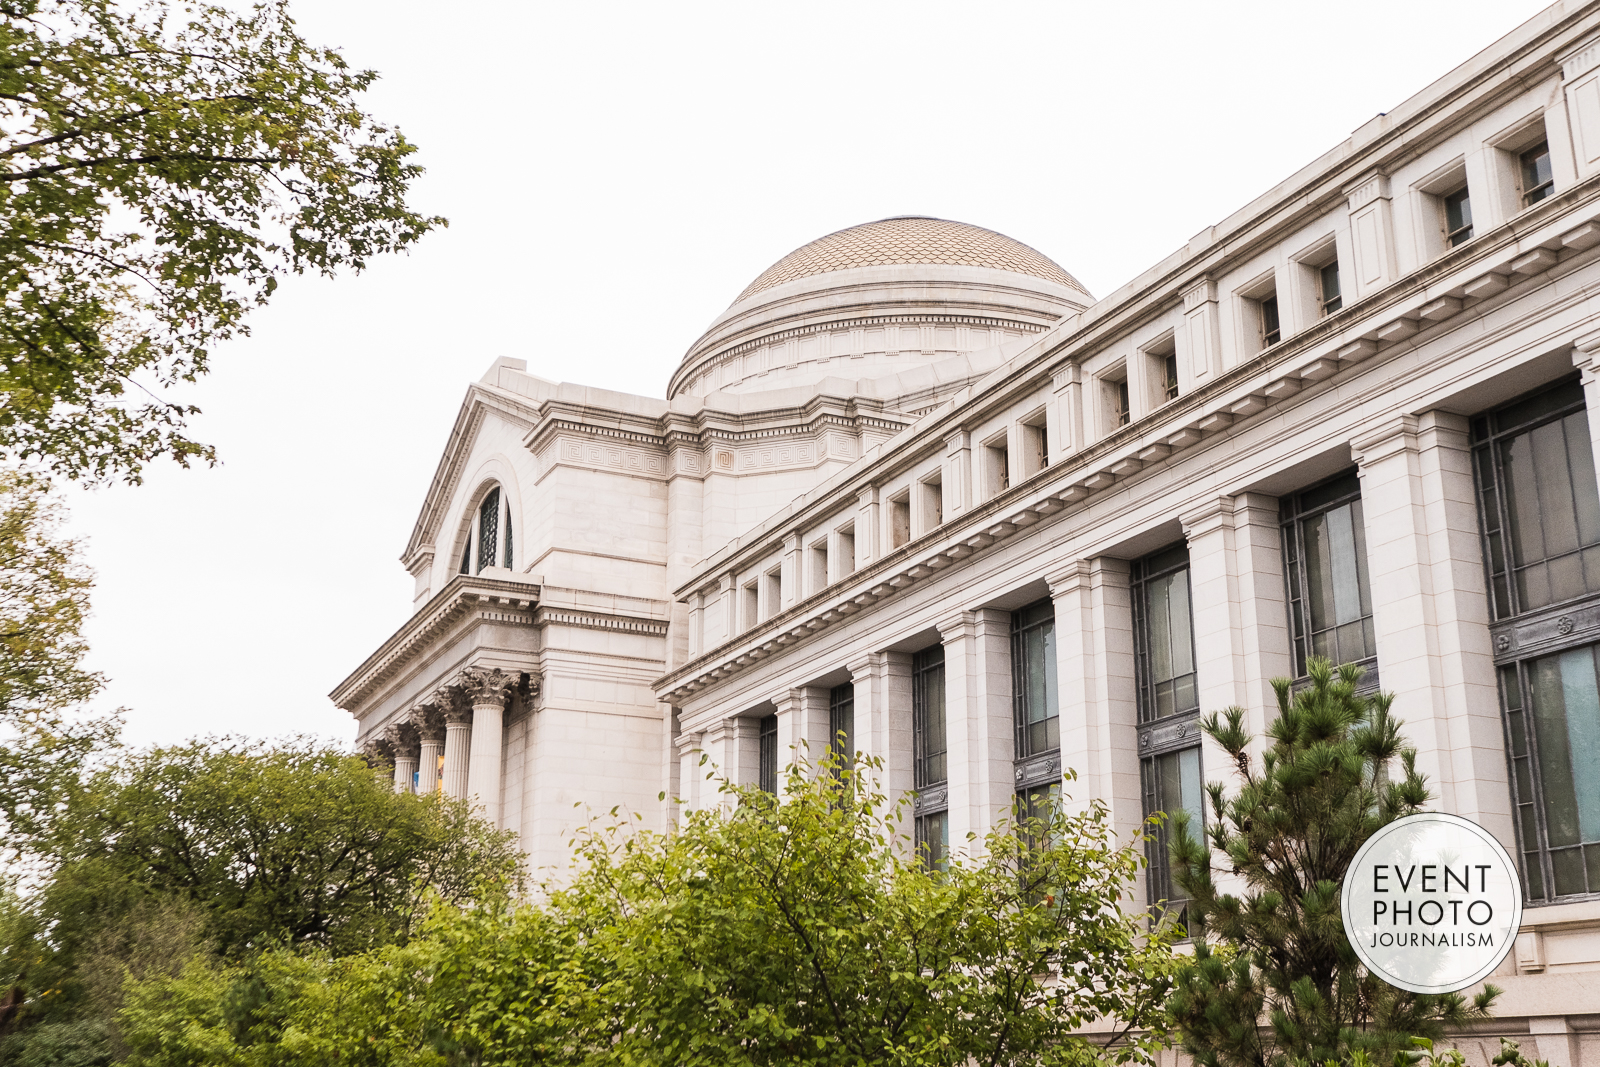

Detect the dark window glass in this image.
[503,512,514,569]
[459,539,470,575]
[1015,783,1055,849]
[1521,141,1554,206]
[1142,746,1205,925]
[758,714,778,795]
[829,683,854,772]
[1502,645,1600,901]
[1133,545,1198,723]
[1011,600,1059,758]
[915,810,949,872]
[1261,295,1281,347]
[1444,187,1474,247]
[1281,471,1377,677]
[1319,261,1342,316]
[477,488,500,575]
[1472,380,1600,620]
[1115,380,1131,427]
[913,645,947,788]
[1163,353,1180,401]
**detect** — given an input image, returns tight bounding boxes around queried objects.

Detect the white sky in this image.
[64,0,1555,748]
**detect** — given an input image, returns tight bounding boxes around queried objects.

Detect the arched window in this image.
[458,486,515,575]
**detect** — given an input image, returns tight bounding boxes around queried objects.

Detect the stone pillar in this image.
[676,728,706,812]
[771,686,829,779]
[439,689,473,802]
[460,667,516,826]
[1049,559,1140,841]
[1571,338,1600,486]
[943,429,971,520]
[1351,413,1510,846]
[1181,494,1295,770]
[386,723,419,795]
[1182,278,1222,382]
[939,609,1013,852]
[1344,172,1398,301]
[415,708,445,796]
[855,486,880,568]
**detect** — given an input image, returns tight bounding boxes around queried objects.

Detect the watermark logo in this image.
[1341,812,1521,994]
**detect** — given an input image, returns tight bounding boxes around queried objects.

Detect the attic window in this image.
[460,486,512,575]
[478,488,501,574]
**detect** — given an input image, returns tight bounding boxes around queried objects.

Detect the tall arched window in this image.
[458,486,515,575]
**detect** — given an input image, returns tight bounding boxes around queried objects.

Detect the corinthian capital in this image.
[458,666,517,708]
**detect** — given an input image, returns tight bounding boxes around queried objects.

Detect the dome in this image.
[734,216,1087,305]
[671,216,1091,402]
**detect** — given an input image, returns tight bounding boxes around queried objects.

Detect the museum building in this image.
[333,2,1600,1058]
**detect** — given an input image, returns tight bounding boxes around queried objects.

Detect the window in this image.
[890,492,911,549]
[1260,294,1282,348]
[764,568,782,617]
[1132,546,1199,723]
[1015,782,1056,847]
[1472,380,1600,620]
[837,525,856,578]
[1318,261,1342,316]
[1444,186,1473,247]
[742,581,759,631]
[1023,415,1049,475]
[913,644,949,870]
[1011,599,1059,759]
[1162,353,1179,401]
[477,488,500,574]
[758,714,778,795]
[1141,746,1204,924]
[459,540,470,575]
[1281,471,1377,679]
[985,435,1011,497]
[829,683,854,775]
[920,474,943,533]
[1500,647,1600,902]
[1111,378,1131,427]
[1521,141,1554,207]
[810,540,830,593]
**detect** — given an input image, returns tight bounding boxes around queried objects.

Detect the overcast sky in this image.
[66,0,1555,749]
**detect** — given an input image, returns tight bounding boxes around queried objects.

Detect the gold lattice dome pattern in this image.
[734,216,1086,305]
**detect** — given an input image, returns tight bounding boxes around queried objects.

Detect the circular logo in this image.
[1342,812,1521,994]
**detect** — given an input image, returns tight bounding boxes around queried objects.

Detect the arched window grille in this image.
[458,486,515,575]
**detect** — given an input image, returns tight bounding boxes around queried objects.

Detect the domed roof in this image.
[733,215,1086,305]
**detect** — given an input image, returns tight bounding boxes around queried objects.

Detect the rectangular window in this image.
[1444,186,1474,247]
[1141,746,1204,924]
[1112,379,1131,427]
[985,437,1011,496]
[1162,353,1180,401]
[459,539,470,575]
[742,581,759,631]
[921,475,943,532]
[1022,415,1049,477]
[890,492,911,549]
[1015,782,1055,851]
[1011,599,1059,758]
[829,682,854,772]
[913,644,948,871]
[1132,545,1199,723]
[1501,646,1600,902]
[1472,380,1600,620]
[477,488,500,574]
[811,540,829,593]
[1521,141,1554,207]
[1281,471,1377,678]
[1318,261,1342,316]
[758,714,778,795]
[764,568,782,617]
[837,525,856,578]
[1260,294,1281,348]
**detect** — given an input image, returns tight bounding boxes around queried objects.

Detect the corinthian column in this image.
[460,667,517,826]
[438,688,473,801]
[386,723,419,795]
[414,706,445,795]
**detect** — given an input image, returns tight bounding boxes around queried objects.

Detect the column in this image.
[1049,559,1140,842]
[1351,412,1509,845]
[1050,364,1084,461]
[439,688,473,802]
[855,487,880,569]
[1343,172,1398,301]
[863,651,913,812]
[1182,277,1222,382]
[387,723,419,795]
[943,429,971,520]
[1180,494,1294,769]
[939,609,1012,851]
[676,728,706,812]
[460,667,516,826]
[771,686,829,778]
[1571,338,1600,482]
[846,653,878,793]
[414,707,445,796]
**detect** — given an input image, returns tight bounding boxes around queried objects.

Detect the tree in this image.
[1165,659,1497,1067]
[117,759,1179,1067]
[1,0,444,483]
[0,470,114,864]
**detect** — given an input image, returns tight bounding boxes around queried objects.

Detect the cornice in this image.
[330,573,541,712]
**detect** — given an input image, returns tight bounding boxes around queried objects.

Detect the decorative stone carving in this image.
[383,721,420,759]
[411,703,446,743]
[434,686,473,725]
[458,666,518,708]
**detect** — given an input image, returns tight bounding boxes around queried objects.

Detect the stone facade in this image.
[333,3,1600,1057]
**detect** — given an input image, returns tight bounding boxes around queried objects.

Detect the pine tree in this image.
[1165,658,1498,1067]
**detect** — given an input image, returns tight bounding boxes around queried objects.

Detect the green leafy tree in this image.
[1,0,444,483]
[1165,659,1497,1067]
[117,759,1179,1067]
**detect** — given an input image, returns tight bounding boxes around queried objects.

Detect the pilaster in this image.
[939,608,1012,853]
[1351,412,1510,846]
[1343,171,1399,300]
[855,486,880,569]
[1182,278,1222,382]
[943,429,972,519]
[1571,336,1600,489]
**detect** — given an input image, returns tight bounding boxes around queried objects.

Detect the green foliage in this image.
[1166,660,1498,1067]
[0,0,445,483]
[118,758,1179,1067]
[1490,1038,1549,1067]
[0,470,114,861]
[41,738,525,961]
